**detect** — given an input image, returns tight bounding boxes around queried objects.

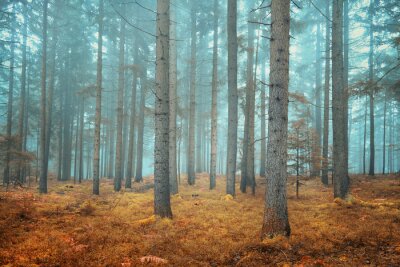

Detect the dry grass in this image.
[0,174,399,266]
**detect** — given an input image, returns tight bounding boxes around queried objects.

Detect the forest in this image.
[0,0,399,266]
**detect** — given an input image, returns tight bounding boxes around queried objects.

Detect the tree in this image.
[39,0,49,194]
[226,0,238,196]
[209,0,219,190]
[93,0,104,195]
[332,0,349,199]
[135,63,146,183]
[261,0,291,239]
[169,6,178,194]
[240,12,255,194]
[3,3,16,186]
[260,29,268,178]
[126,45,138,189]
[368,0,375,176]
[154,0,173,218]
[115,16,126,192]
[311,21,322,177]
[187,3,197,186]
[17,2,28,183]
[321,1,331,185]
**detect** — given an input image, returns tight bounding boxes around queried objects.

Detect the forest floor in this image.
[0,174,400,266]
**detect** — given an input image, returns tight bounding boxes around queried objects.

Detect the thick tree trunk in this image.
[226,0,238,196]
[93,0,104,194]
[321,1,330,185]
[210,0,219,190]
[261,0,291,239]
[154,0,172,218]
[115,18,126,191]
[332,0,349,199]
[169,8,178,194]
[241,15,255,194]
[187,5,197,185]
[39,0,49,193]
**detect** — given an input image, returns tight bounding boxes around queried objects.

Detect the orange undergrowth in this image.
[0,174,399,266]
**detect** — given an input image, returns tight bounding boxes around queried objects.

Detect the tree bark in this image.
[368,0,375,176]
[321,1,330,185]
[126,51,137,189]
[78,100,84,183]
[226,0,238,196]
[39,0,49,193]
[135,65,146,183]
[115,18,126,191]
[169,8,178,194]
[93,0,104,194]
[343,0,349,175]
[44,3,58,185]
[261,0,291,239]
[332,0,349,199]
[312,22,322,177]
[382,92,387,174]
[187,4,197,185]
[241,14,255,194]
[210,0,219,190]
[154,0,173,218]
[17,2,28,183]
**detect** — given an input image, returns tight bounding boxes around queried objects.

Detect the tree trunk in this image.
[187,4,197,185]
[260,29,268,178]
[126,46,138,189]
[261,0,291,239]
[78,100,84,183]
[17,2,28,183]
[368,0,375,176]
[343,0,349,175]
[321,1,330,185]
[363,96,367,174]
[62,53,73,182]
[74,110,79,183]
[135,65,146,183]
[44,6,58,184]
[3,4,16,186]
[332,0,349,199]
[154,0,173,218]
[93,0,104,194]
[108,108,115,178]
[312,22,322,177]
[241,14,255,194]
[382,92,387,174]
[210,0,219,190]
[115,18,126,191]
[169,7,178,194]
[226,0,238,196]
[39,0,49,193]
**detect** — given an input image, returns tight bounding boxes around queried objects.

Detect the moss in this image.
[0,174,399,266]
